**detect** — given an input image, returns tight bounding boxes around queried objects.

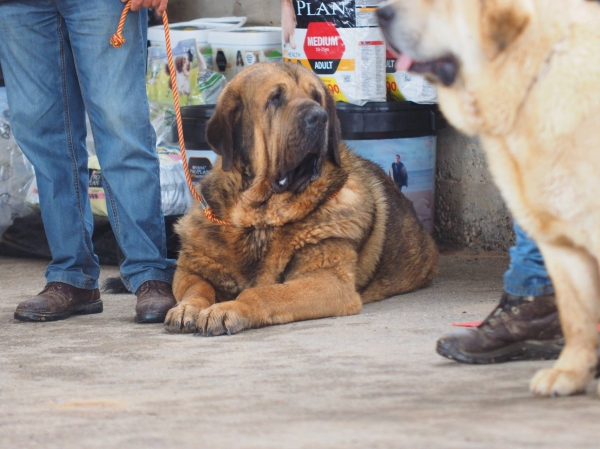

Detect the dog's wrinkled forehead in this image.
[229,63,327,108]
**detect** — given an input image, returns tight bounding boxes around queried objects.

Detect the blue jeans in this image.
[504,222,554,297]
[0,0,175,292]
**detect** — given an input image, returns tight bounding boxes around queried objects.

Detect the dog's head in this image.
[206,62,341,196]
[376,0,533,87]
[175,56,186,73]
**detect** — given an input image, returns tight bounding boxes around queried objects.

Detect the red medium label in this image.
[303,22,345,60]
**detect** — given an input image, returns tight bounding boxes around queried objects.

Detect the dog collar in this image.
[198,193,234,227]
[516,36,567,116]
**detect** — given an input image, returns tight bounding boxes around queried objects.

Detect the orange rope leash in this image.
[110,4,342,227]
[109,2,130,48]
[110,2,233,226]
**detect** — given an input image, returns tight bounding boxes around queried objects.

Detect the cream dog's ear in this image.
[480,0,531,59]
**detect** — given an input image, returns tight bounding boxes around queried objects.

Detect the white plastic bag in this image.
[0,88,35,237]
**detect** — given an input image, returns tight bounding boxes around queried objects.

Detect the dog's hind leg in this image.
[530,243,600,397]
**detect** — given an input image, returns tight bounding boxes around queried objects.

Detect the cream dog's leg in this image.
[530,243,600,396]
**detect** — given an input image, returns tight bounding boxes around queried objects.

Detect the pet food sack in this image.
[0,88,35,237]
[86,152,192,218]
[386,49,437,104]
[88,156,108,217]
[147,38,206,107]
[282,0,386,105]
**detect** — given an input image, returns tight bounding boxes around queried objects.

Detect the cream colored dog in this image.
[377,0,600,397]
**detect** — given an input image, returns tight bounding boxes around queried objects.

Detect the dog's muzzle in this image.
[273,105,328,194]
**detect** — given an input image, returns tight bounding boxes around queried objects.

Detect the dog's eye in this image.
[312,89,323,105]
[267,88,285,109]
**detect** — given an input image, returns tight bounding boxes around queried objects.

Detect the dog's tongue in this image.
[395,54,414,71]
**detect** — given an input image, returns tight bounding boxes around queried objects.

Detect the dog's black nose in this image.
[304,107,328,129]
[376,5,396,27]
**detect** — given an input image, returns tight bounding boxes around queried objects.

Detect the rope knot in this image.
[109,34,126,48]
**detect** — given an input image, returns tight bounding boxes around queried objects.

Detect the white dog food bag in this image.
[146,38,206,107]
[386,49,437,104]
[283,0,386,105]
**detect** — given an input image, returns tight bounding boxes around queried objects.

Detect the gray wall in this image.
[434,130,514,250]
[168,0,514,250]
[168,0,282,25]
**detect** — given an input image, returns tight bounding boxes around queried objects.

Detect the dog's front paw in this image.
[530,367,589,397]
[164,299,209,334]
[196,302,253,337]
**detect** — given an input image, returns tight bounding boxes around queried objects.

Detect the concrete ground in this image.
[0,251,598,449]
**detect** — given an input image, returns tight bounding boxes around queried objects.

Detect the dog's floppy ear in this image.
[324,86,342,166]
[480,0,531,59]
[206,88,239,172]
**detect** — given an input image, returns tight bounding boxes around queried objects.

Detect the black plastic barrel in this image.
[336,101,445,139]
[177,104,216,150]
[178,102,445,148]
[336,102,444,233]
[178,102,444,232]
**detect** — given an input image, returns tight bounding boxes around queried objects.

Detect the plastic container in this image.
[208,27,283,81]
[148,17,246,69]
[177,105,218,183]
[336,101,445,233]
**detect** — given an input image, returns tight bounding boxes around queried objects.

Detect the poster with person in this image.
[346,135,436,233]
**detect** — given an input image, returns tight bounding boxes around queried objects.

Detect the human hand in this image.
[281,0,297,49]
[125,0,168,15]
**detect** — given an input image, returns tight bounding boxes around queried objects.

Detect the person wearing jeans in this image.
[437,222,563,363]
[0,0,176,323]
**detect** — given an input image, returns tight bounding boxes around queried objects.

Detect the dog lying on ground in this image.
[164,62,437,336]
[377,0,600,397]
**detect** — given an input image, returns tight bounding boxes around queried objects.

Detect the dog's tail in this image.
[101,277,131,294]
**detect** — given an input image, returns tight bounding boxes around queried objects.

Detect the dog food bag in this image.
[146,38,206,108]
[0,89,35,237]
[87,156,108,218]
[156,148,193,216]
[282,0,387,105]
[386,49,437,104]
[86,152,192,218]
[196,70,227,105]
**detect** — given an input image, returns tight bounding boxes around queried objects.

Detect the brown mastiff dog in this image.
[165,62,437,337]
[377,0,600,396]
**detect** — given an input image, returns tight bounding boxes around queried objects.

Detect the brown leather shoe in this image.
[14,282,103,322]
[436,292,564,364]
[135,280,176,324]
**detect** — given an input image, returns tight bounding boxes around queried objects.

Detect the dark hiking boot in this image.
[135,280,176,324]
[436,292,564,364]
[14,282,103,322]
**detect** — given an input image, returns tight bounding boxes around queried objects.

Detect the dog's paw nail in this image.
[174,321,180,329]
[205,329,212,337]
[185,321,191,329]
[226,327,232,336]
